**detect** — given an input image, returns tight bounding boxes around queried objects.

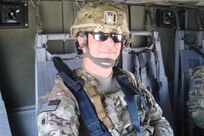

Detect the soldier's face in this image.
[87,33,122,60]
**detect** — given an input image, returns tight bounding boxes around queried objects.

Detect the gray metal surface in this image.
[174,30,185,113]
[82,0,204,6]
[0,91,12,136]
[9,105,36,136]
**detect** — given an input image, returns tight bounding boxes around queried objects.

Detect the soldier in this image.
[187,65,204,135]
[38,1,174,136]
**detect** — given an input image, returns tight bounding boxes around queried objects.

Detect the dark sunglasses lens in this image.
[112,34,123,43]
[99,33,109,41]
[92,33,123,43]
[92,33,108,41]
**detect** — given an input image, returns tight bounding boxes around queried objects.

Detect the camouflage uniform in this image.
[38,75,80,136]
[187,65,204,128]
[38,68,173,136]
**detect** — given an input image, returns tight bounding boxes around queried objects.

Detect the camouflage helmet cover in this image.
[70,1,130,39]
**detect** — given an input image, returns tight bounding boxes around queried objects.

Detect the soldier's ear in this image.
[77,35,83,46]
[77,34,87,53]
[77,32,87,49]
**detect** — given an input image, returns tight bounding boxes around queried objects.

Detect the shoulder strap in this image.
[53,57,111,136]
[190,46,204,59]
[113,67,142,136]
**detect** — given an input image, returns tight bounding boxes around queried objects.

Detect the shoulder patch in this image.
[38,100,60,113]
[191,80,202,89]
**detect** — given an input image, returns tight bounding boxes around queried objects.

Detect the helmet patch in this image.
[104,11,117,26]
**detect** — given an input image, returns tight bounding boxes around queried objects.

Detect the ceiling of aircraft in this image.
[80,0,204,7]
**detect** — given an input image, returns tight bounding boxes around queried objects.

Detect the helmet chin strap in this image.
[80,46,115,69]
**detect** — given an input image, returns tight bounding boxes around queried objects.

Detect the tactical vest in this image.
[74,68,138,135]
[38,68,156,136]
[73,67,155,136]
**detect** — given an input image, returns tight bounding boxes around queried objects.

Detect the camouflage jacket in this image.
[187,65,204,129]
[38,68,173,136]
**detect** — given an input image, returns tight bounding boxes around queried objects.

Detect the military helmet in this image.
[70,1,130,39]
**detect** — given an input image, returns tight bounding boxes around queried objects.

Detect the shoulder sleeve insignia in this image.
[38,100,61,113]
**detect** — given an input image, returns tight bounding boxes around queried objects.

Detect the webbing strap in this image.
[86,87,106,120]
[152,45,162,89]
[114,70,142,136]
[59,72,110,136]
[137,53,147,84]
[86,87,113,130]
[53,57,111,136]
[190,46,204,59]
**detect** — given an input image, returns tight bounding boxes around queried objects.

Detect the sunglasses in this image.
[89,32,125,43]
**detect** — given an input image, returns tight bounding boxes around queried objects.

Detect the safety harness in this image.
[189,46,204,60]
[123,43,161,102]
[53,57,146,136]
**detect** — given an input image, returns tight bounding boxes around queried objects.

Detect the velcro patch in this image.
[192,81,202,89]
[39,100,60,113]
